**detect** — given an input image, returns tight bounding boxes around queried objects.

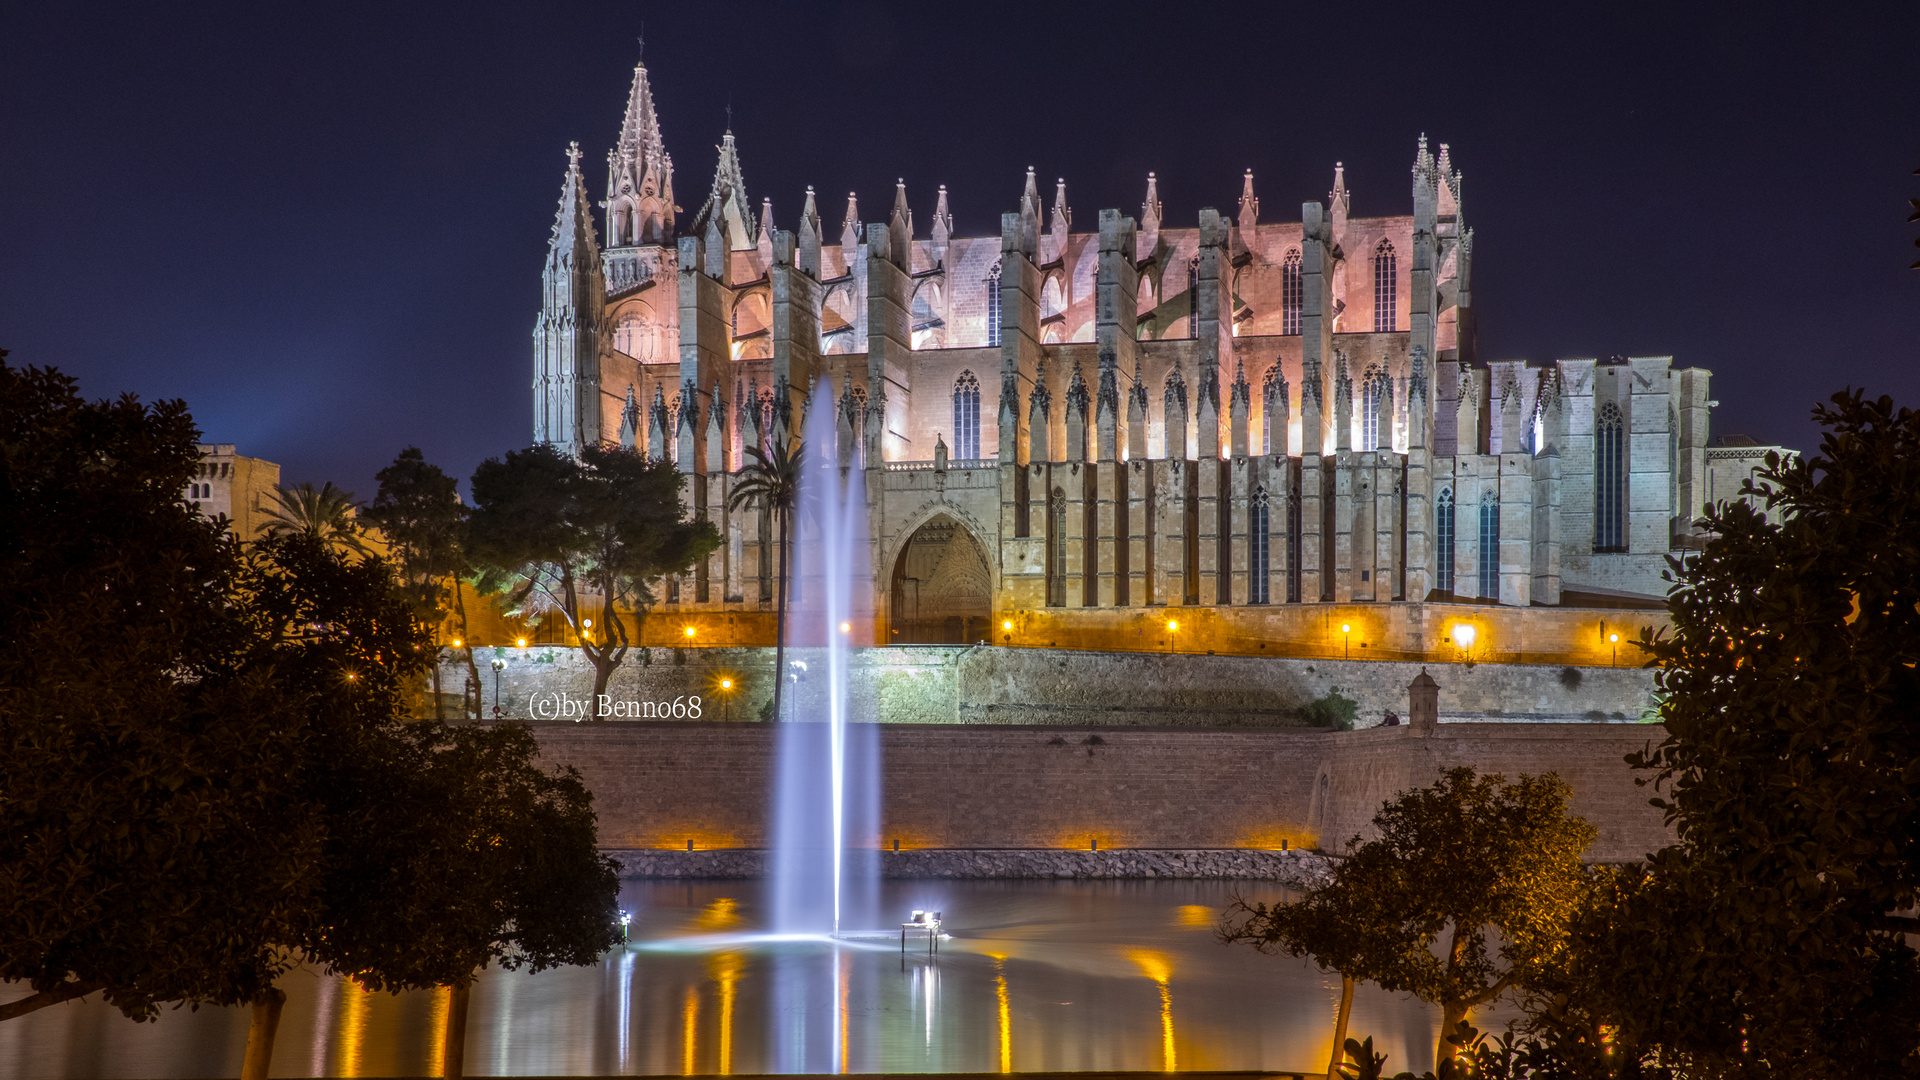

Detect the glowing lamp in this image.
[1341,623,1352,634]
[1452,624,1477,650]
[840,622,851,633]
[451,639,462,648]
[516,637,528,648]
[720,678,733,690]
[1167,620,1179,632]
[1608,632,1619,643]
[1002,620,1013,631]
[684,626,696,638]
[582,618,592,629]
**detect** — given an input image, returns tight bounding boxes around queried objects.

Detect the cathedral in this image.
[530,57,1787,656]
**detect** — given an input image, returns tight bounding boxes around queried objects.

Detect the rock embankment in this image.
[607,848,1333,889]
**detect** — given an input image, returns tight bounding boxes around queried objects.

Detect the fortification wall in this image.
[531,720,1670,865]
[444,645,1657,728]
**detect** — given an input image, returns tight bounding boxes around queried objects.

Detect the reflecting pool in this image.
[1,879,1462,1077]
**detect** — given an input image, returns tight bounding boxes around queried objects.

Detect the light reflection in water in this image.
[681,986,698,1075]
[0,881,1468,1078]
[1129,950,1177,1071]
[991,956,1012,1073]
[425,985,449,1079]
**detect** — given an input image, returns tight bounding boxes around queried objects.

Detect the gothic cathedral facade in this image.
[532,58,1782,649]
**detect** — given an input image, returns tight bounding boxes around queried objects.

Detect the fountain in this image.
[768,375,881,938]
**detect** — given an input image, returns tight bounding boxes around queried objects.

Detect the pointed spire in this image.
[1413,133,1436,186]
[930,184,953,266]
[1018,167,1041,256]
[1050,178,1071,238]
[549,142,601,255]
[604,52,675,245]
[1238,170,1259,233]
[757,196,774,264]
[619,384,640,449]
[693,130,753,251]
[888,178,912,265]
[840,191,861,254]
[1138,172,1163,260]
[1329,162,1350,224]
[797,186,822,276]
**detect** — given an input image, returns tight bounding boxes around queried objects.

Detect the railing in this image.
[882,458,1000,472]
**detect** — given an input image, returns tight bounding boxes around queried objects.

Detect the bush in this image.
[1303,685,1360,730]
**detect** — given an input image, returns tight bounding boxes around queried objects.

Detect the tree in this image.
[365,446,480,719]
[728,439,801,721]
[258,480,372,557]
[0,359,316,1023]
[1580,390,1920,1076]
[300,720,620,1079]
[1222,768,1596,1069]
[468,443,719,711]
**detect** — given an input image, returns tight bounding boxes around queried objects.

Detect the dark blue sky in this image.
[3,1,1914,498]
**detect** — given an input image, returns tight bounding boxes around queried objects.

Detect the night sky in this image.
[3,2,1914,499]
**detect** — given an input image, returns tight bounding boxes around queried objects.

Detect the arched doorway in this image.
[890,514,992,645]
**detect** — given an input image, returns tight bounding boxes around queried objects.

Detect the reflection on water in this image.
[0,879,1458,1077]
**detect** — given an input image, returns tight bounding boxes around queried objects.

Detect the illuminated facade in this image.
[531,56,1788,645]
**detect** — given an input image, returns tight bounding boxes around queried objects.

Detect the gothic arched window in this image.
[1250,487,1271,604]
[1373,240,1397,332]
[1047,488,1067,607]
[1361,366,1391,452]
[952,370,981,460]
[1261,365,1283,455]
[1435,487,1455,594]
[985,263,1003,347]
[1595,402,1627,552]
[1281,249,1302,336]
[1478,490,1501,601]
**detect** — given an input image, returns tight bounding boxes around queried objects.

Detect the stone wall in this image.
[449,644,1657,729]
[534,719,1671,866]
[607,848,1335,887]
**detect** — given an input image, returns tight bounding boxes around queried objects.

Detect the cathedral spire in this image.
[1017,167,1040,259]
[1138,172,1163,260]
[888,178,912,265]
[533,143,606,453]
[797,186,822,276]
[603,52,674,246]
[1329,162,1350,225]
[930,184,953,266]
[840,191,861,254]
[692,130,754,251]
[1237,169,1259,233]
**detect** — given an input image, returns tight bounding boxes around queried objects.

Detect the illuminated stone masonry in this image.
[531,55,1795,642]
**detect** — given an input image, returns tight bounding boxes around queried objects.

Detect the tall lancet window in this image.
[1250,488,1271,604]
[1595,402,1627,552]
[1261,365,1281,455]
[1435,487,1456,594]
[1360,366,1391,452]
[1187,255,1200,338]
[1281,250,1302,336]
[952,370,981,460]
[1373,240,1398,332]
[1479,490,1501,601]
[985,263,1003,347]
[1047,488,1068,607]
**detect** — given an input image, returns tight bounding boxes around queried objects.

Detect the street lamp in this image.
[1609,631,1620,667]
[489,657,507,718]
[684,625,697,643]
[1341,623,1352,660]
[1167,619,1179,655]
[716,675,736,722]
[516,637,528,648]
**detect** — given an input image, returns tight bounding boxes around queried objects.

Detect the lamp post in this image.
[1002,619,1013,645]
[489,657,507,718]
[1451,623,1477,664]
[1167,619,1178,655]
[719,677,735,723]
[1609,632,1619,668]
[1341,622,1352,660]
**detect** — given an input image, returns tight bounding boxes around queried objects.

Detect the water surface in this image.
[2,879,1452,1077]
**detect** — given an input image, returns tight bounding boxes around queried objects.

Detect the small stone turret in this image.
[1408,668,1439,734]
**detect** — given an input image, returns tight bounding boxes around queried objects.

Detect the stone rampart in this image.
[534,719,1671,867]
[452,645,1656,729]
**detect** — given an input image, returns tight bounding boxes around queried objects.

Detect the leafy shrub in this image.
[1302,685,1360,730]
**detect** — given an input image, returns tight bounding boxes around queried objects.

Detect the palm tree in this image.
[258,481,372,558]
[728,439,802,722]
